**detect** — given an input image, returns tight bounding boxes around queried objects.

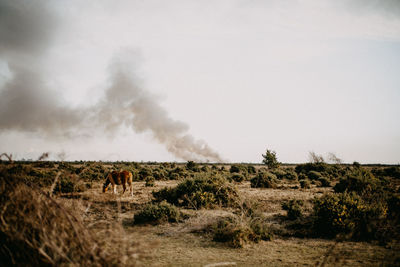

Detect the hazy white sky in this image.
[0,0,399,163]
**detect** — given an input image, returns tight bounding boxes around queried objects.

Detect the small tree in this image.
[262,149,280,169]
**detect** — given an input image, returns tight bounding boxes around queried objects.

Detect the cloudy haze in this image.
[0,0,399,163]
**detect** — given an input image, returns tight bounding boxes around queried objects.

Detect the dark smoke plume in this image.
[0,0,222,162]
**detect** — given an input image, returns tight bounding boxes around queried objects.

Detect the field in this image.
[0,160,399,266]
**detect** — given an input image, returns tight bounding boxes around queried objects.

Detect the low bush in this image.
[145,176,155,187]
[295,163,330,174]
[247,165,257,174]
[282,199,304,220]
[307,171,322,181]
[212,215,272,248]
[272,169,298,180]
[133,201,181,224]
[152,169,167,180]
[186,161,200,172]
[313,192,388,240]
[230,173,245,183]
[53,175,87,194]
[250,172,278,188]
[152,175,238,209]
[299,179,311,189]
[333,169,381,195]
[230,164,246,174]
[295,163,342,180]
[318,177,331,187]
[168,167,187,180]
[138,167,152,180]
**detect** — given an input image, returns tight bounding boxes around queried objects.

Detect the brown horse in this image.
[103,170,133,196]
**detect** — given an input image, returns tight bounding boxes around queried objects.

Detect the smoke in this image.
[0,0,82,137]
[90,59,223,162]
[0,0,223,162]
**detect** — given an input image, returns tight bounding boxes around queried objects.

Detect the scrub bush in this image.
[212,215,272,248]
[250,172,278,188]
[145,176,155,187]
[282,199,304,220]
[300,179,311,189]
[333,169,381,195]
[313,192,388,240]
[152,175,238,209]
[230,173,245,183]
[133,201,181,224]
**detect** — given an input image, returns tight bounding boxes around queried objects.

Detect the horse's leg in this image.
[127,180,133,197]
[113,184,117,194]
[130,182,133,197]
[122,183,126,195]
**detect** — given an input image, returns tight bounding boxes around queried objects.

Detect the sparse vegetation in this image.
[0,159,398,266]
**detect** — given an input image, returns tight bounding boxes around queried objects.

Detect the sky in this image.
[0,0,399,164]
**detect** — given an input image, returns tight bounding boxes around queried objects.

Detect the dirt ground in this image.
[57,180,397,267]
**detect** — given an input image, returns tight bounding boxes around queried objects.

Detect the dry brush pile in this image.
[0,167,140,266]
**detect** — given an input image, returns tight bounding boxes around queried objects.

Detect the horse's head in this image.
[102,173,111,193]
[102,183,108,193]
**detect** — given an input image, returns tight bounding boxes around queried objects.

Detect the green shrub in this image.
[152,169,166,180]
[186,161,199,172]
[272,169,298,180]
[300,179,311,189]
[250,172,278,188]
[283,170,298,180]
[152,175,238,209]
[247,165,257,174]
[200,165,210,172]
[53,175,86,194]
[372,166,400,180]
[168,167,187,180]
[139,167,152,180]
[134,201,181,224]
[295,163,343,180]
[169,173,180,180]
[333,169,381,195]
[282,199,304,220]
[313,192,387,240]
[295,163,329,174]
[230,173,245,183]
[318,177,331,187]
[307,171,322,180]
[212,215,272,248]
[230,164,242,173]
[145,176,155,187]
[271,169,286,179]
